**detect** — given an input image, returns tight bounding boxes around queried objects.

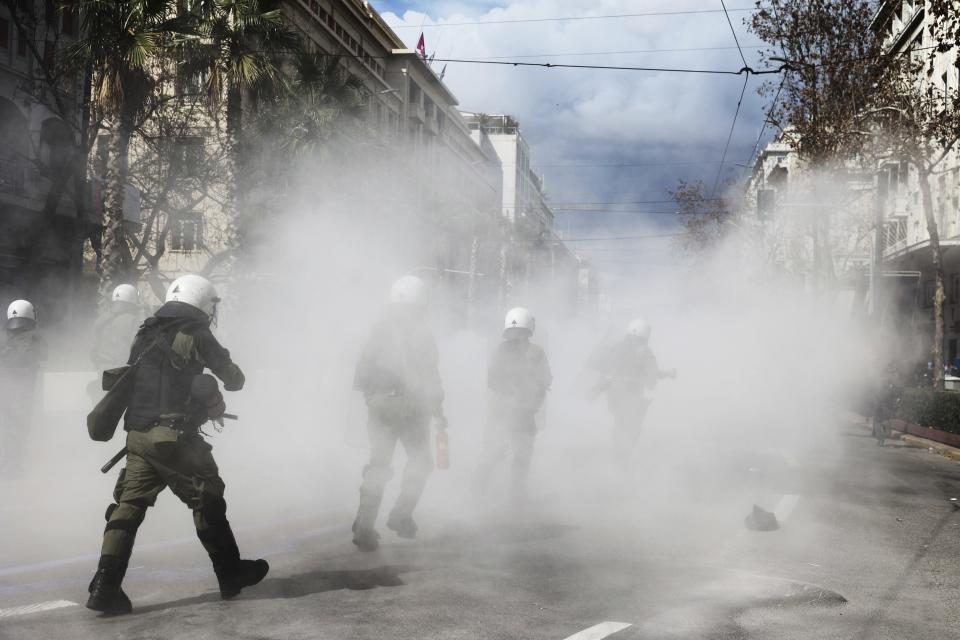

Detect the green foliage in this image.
[896,388,960,435]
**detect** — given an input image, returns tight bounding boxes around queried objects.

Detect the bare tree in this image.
[748,0,884,290]
[669,179,735,252]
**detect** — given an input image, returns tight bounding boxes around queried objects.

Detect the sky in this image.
[374,1,773,279]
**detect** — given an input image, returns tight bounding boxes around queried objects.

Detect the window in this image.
[170,137,204,177]
[170,213,202,252]
[0,18,9,49]
[43,40,55,69]
[62,1,75,35]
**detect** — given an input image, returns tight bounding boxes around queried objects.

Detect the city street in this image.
[2,418,958,640]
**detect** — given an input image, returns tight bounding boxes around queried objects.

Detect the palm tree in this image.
[67,0,184,290]
[177,0,297,240]
[271,51,366,158]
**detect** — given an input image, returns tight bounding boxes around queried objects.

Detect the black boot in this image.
[86,555,132,615]
[352,521,381,551]
[202,520,269,600]
[213,558,270,599]
[386,511,418,539]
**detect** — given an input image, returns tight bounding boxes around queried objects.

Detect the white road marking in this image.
[774,494,801,522]
[561,622,632,639]
[778,449,800,467]
[0,511,345,578]
[0,600,77,618]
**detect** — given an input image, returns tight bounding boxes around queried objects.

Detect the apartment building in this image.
[0,0,87,325]
[872,0,960,360]
[744,133,874,292]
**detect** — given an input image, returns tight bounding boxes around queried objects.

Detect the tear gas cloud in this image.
[1,149,885,596]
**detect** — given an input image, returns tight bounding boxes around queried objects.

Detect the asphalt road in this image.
[1,417,959,640]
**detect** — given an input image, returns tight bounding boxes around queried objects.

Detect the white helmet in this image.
[389,275,428,307]
[6,299,37,330]
[627,317,652,341]
[504,307,535,333]
[165,274,219,319]
[111,284,139,307]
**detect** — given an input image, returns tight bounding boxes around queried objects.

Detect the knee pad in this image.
[104,500,147,533]
[104,503,118,522]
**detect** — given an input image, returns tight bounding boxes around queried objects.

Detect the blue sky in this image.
[374,1,771,278]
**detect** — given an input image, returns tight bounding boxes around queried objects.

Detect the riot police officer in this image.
[86,274,267,615]
[593,317,675,464]
[351,275,446,552]
[91,284,144,371]
[474,307,552,496]
[0,299,47,476]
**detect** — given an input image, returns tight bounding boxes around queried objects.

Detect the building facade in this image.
[0,0,89,327]
[872,0,960,362]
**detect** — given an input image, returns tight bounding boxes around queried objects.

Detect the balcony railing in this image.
[883,216,908,256]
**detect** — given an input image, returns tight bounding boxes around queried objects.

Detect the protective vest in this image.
[121,301,244,431]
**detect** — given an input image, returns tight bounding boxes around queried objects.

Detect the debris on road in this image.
[745,504,779,531]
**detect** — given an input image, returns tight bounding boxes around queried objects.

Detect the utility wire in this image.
[428,57,779,75]
[720,0,749,70]
[741,75,784,178]
[501,160,732,168]
[563,232,689,242]
[387,7,758,29]
[552,199,730,205]
[711,73,750,196]
[483,44,767,60]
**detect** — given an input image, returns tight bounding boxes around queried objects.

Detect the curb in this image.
[896,433,960,462]
[851,413,960,462]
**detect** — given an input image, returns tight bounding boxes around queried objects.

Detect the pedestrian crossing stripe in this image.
[562,622,633,639]
[0,600,77,618]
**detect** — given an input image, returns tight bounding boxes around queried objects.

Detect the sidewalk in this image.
[849,413,960,462]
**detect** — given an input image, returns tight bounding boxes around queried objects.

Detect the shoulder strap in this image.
[129,319,192,368]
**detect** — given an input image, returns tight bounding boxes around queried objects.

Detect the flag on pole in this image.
[416,32,426,58]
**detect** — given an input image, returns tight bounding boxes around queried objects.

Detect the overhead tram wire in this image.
[425,57,780,76]
[562,232,690,242]
[710,0,756,198]
[720,0,749,70]
[483,44,767,60]
[386,7,759,29]
[741,75,785,178]
[711,74,750,196]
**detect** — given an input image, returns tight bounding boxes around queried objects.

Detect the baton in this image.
[101,447,128,474]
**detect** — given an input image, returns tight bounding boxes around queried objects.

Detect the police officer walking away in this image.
[351,275,446,552]
[91,284,144,371]
[593,317,675,465]
[86,274,268,615]
[474,308,552,497]
[0,300,47,477]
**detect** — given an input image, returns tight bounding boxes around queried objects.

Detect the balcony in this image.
[883,215,908,255]
[408,102,425,123]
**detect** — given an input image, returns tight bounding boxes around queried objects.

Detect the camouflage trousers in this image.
[355,411,434,529]
[474,409,538,493]
[100,425,239,568]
